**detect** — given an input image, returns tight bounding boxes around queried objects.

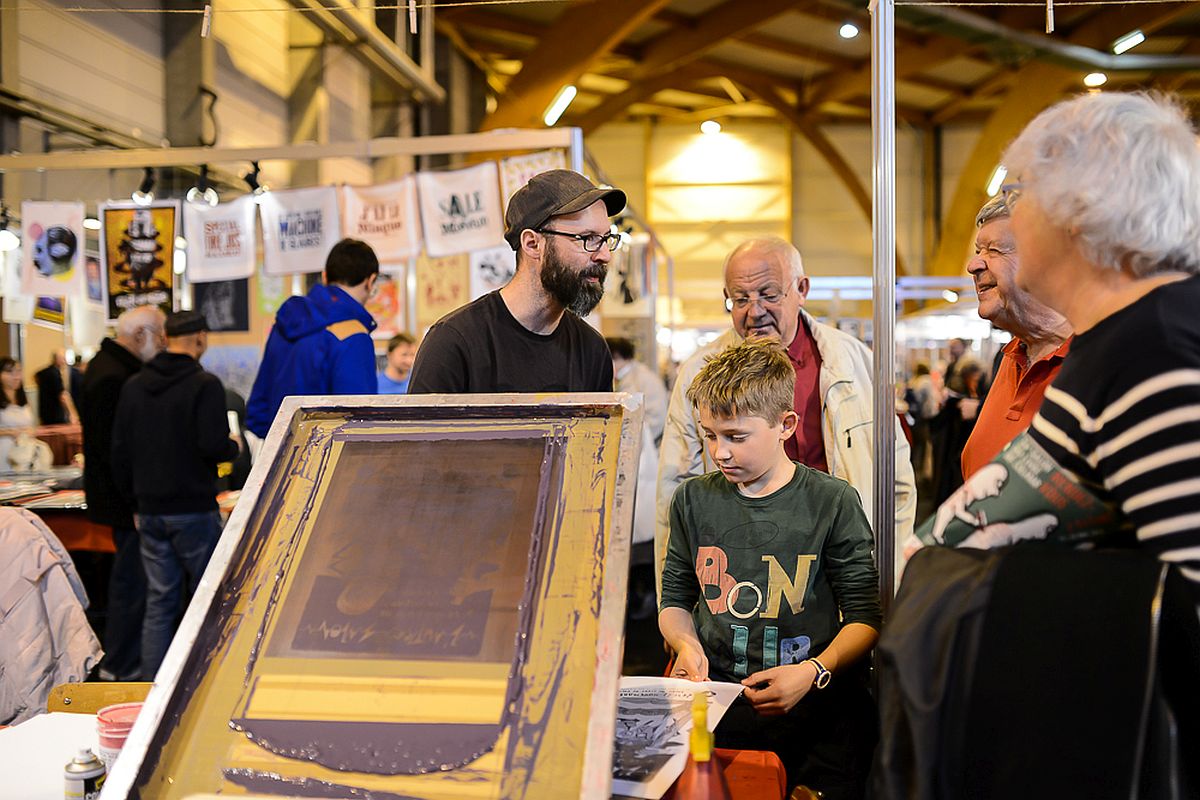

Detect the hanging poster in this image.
[259,186,340,276]
[415,252,469,328]
[84,253,104,306]
[416,162,505,257]
[499,149,567,205]
[340,178,421,262]
[193,278,250,332]
[183,195,258,283]
[32,296,65,328]
[2,249,34,324]
[256,270,290,316]
[20,201,85,298]
[100,201,179,321]
[468,244,516,300]
[364,269,404,339]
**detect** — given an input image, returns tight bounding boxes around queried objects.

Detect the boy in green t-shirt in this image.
[658,338,882,800]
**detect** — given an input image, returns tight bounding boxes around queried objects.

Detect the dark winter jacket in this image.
[81,338,143,527]
[246,284,377,437]
[111,352,238,515]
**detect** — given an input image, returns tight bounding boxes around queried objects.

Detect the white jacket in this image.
[616,360,670,546]
[655,311,917,594]
[0,508,103,725]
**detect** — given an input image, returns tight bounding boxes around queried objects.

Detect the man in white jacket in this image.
[656,237,917,594]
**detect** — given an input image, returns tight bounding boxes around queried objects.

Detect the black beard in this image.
[540,245,606,317]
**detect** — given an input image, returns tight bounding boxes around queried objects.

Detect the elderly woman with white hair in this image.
[998,90,1200,595]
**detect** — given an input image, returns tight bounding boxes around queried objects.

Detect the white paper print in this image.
[340,177,421,262]
[416,162,505,257]
[20,201,85,297]
[183,195,258,283]
[2,249,34,323]
[468,244,516,300]
[499,150,568,205]
[259,186,340,276]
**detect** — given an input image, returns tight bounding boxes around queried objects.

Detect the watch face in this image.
[815,669,832,689]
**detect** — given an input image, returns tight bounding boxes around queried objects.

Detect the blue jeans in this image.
[101,526,146,681]
[137,511,222,680]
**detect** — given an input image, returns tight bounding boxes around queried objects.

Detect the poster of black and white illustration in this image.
[193,279,249,332]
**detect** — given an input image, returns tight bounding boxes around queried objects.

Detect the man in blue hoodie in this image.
[247,239,380,437]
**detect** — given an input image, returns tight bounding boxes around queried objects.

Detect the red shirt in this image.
[961,336,1071,479]
[783,319,829,472]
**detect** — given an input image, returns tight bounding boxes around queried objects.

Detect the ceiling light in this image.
[0,229,18,252]
[942,290,959,303]
[543,85,577,127]
[986,165,1008,196]
[132,167,156,206]
[700,119,721,135]
[83,217,101,231]
[173,249,187,275]
[1112,30,1145,55]
[1083,72,1108,88]
[839,22,859,39]
[175,236,188,250]
[186,164,219,207]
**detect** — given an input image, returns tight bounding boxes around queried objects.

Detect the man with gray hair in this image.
[960,194,1072,480]
[657,237,916,592]
[81,303,166,681]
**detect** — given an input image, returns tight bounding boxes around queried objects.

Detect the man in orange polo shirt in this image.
[961,194,1073,479]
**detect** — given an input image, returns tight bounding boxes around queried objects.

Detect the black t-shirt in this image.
[408,291,614,394]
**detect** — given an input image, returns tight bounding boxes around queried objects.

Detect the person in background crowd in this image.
[993,91,1200,596]
[247,238,380,437]
[606,336,670,624]
[34,349,81,426]
[961,193,1072,480]
[377,333,417,394]
[0,357,34,467]
[942,337,971,394]
[904,363,939,483]
[111,311,239,679]
[409,170,624,394]
[657,237,916,592]
[82,304,166,681]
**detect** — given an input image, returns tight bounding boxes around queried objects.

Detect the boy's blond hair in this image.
[686,338,795,422]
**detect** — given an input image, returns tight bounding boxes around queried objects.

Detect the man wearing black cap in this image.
[409,169,626,393]
[111,310,240,679]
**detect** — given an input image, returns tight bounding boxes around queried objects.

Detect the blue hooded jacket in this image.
[246,284,377,437]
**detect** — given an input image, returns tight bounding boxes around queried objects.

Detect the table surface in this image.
[0,712,99,799]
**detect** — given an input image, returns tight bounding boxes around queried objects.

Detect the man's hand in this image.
[741,662,818,715]
[671,645,709,682]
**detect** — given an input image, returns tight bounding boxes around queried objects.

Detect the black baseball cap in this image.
[503,169,627,250]
[165,310,209,337]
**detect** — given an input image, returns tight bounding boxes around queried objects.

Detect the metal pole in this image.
[871,0,898,615]
[568,127,584,174]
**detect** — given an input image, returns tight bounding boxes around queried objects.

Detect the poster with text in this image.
[341,178,421,262]
[193,278,250,332]
[365,269,404,339]
[416,162,505,257]
[499,150,567,205]
[21,201,85,298]
[183,195,258,283]
[468,244,516,300]
[100,202,179,321]
[415,252,469,328]
[259,186,340,276]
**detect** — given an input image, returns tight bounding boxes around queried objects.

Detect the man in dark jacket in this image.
[246,239,379,437]
[112,310,239,679]
[82,304,166,681]
[34,349,82,425]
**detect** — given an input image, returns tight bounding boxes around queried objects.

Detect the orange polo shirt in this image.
[961,336,1071,479]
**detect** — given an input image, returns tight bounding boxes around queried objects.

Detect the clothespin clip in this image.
[1045,0,1055,33]
[409,0,418,35]
[201,3,212,38]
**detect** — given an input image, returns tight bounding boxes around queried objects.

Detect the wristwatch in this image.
[806,658,832,689]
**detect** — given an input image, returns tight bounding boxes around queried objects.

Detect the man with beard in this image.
[409,170,624,393]
[81,303,166,681]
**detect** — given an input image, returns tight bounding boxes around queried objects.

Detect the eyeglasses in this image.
[726,285,789,311]
[538,228,623,253]
[1000,181,1024,212]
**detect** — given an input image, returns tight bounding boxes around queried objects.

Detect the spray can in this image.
[64,748,106,800]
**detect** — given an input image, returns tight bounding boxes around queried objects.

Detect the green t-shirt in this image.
[660,464,882,682]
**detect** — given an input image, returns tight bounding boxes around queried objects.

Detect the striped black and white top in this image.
[1029,275,1200,595]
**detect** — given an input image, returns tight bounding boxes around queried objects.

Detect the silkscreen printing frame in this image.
[102,392,644,800]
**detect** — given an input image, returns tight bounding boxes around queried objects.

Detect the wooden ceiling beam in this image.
[482,0,672,129]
